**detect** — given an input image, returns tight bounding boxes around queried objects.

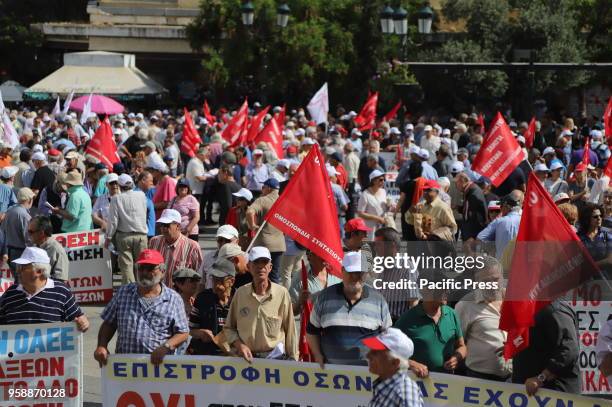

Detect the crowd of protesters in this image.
[0,102,610,406]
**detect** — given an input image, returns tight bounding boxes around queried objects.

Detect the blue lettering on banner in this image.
[164,364,178,379]
[14,330,30,353]
[181,364,196,379]
[314,372,329,388]
[355,375,372,392]
[114,362,127,377]
[132,362,148,377]
[485,389,504,406]
[463,386,480,404]
[293,371,309,386]
[241,367,259,382]
[509,392,528,407]
[416,381,428,397]
[534,395,551,407]
[433,382,448,400]
[201,364,215,380]
[46,328,62,352]
[10,327,76,354]
[0,330,7,354]
[265,368,281,384]
[332,374,350,390]
[220,366,236,381]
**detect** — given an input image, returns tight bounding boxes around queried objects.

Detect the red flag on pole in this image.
[275,104,286,129]
[202,100,216,125]
[264,144,343,274]
[354,92,379,131]
[254,115,283,159]
[581,137,591,167]
[221,99,249,147]
[604,156,612,179]
[523,117,536,149]
[604,97,612,145]
[298,260,313,362]
[381,101,402,124]
[499,173,599,359]
[180,108,202,158]
[246,105,270,145]
[471,112,524,187]
[477,113,486,133]
[85,117,120,170]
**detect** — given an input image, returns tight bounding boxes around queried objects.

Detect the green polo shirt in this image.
[62,185,93,232]
[394,304,463,372]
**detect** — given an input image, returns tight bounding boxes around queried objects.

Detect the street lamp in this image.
[241,1,255,26]
[417,5,434,34]
[276,3,290,28]
[380,6,395,34]
[393,7,408,36]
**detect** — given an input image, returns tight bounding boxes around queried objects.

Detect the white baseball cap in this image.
[13,247,50,265]
[590,129,603,140]
[369,169,385,181]
[118,173,133,187]
[440,138,451,146]
[450,161,465,174]
[534,163,550,172]
[148,160,169,173]
[232,188,253,202]
[553,192,570,204]
[417,148,430,160]
[542,147,555,156]
[216,224,239,240]
[390,127,401,135]
[362,328,415,360]
[301,137,316,146]
[408,145,420,156]
[253,149,264,156]
[405,123,414,131]
[326,165,338,177]
[487,200,501,211]
[277,159,291,169]
[0,166,18,179]
[248,246,271,262]
[157,209,182,224]
[105,173,119,184]
[517,135,526,144]
[32,152,46,161]
[424,125,433,132]
[442,128,451,136]
[351,128,362,137]
[550,161,564,171]
[342,251,367,273]
[32,144,43,153]
[295,128,306,137]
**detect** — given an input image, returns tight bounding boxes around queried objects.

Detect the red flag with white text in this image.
[523,117,536,149]
[499,173,599,359]
[254,115,284,159]
[180,108,202,158]
[221,100,249,147]
[354,92,378,131]
[471,112,523,187]
[264,144,343,274]
[246,105,271,145]
[85,117,120,170]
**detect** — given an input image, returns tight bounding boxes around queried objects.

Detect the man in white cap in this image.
[245,149,270,198]
[307,251,391,367]
[533,162,550,185]
[1,187,35,279]
[271,159,290,182]
[363,328,424,406]
[0,247,89,331]
[199,224,239,286]
[107,173,149,284]
[149,209,203,288]
[223,246,297,361]
[348,128,363,155]
[477,190,524,259]
[419,124,440,164]
[0,166,17,218]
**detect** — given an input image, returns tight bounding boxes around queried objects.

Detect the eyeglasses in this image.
[27,228,39,234]
[592,214,602,219]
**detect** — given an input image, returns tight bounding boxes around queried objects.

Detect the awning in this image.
[24,51,167,100]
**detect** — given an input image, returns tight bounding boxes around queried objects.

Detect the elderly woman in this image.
[357,169,393,240]
[169,179,200,241]
[92,173,121,232]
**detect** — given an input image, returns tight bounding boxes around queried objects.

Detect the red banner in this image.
[181,108,202,158]
[246,105,271,145]
[354,92,378,131]
[221,100,249,147]
[84,118,120,170]
[523,117,536,149]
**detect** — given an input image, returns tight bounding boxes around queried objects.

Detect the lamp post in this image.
[277,3,290,28]
[393,7,408,36]
[380,6,395,34]
[241,1,291,28]
[417,5,434,35]
[241,1,255,26]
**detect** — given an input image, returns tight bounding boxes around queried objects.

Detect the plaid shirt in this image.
[369,371,424,407]
[100,283,188,354]
[149,234,203,288]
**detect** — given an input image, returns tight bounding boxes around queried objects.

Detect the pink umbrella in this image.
[69,94,124,115]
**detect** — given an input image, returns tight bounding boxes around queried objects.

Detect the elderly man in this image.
[395,271,467,378]
[29,151,56,208]
[186,146,215,225]
[2,187,34,278]
[477,190,524,259]
[51,171,92,233]
[28,216,69,283]
[411,179,457,241]
[246,178,286,283]
[224,246,297,361]
[363,328,424,407]
[0,247,88,331]
[455,171,487,242]
[149,209,203,288]
[307,251,392,367]
[420,125,440,164]
[95,249,188,366]
[0,166,17,217]
[245,149,270,198]
[135,170,156,238]
[107,174,149,284]
[200,224,239,281]
[455,257,512,381]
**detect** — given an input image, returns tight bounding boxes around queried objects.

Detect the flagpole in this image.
[246,220,268,252]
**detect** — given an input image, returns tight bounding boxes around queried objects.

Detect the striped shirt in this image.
[369,371,424,407]
[307,283,392,366]
[149,234,203,288]
[0,279,82,324]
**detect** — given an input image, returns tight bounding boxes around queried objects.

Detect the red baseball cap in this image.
[286,146,298,154]
[574,163,587,173]
[423,179,440,190]
[47,148,61,157]
[136,249,164,265]
[344,218,372,233]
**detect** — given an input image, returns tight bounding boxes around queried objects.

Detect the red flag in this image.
[354,92,378,131]
[396,142,403,167]
[180,108,202,158]
[471,112,523,187]
[298,260,313,362]
[264,144,343,274]
[275,104,286,129]
[477,113,486,133]
[581,137,591,167]
[246,105,270,145]
[221,100,249,147]
[381,101,402,124]
[604,156,612,179]
[254,115,283,159]
[85,117,120,170]
[202,100,216,125]
[523,117,536,149]
[604,97,612,145]
[499,173,599,359]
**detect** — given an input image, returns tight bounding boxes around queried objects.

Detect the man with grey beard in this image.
[454,256,512,381]
[94,249,189,367]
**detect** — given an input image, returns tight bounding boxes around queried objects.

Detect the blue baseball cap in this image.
[263,178,279,189]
